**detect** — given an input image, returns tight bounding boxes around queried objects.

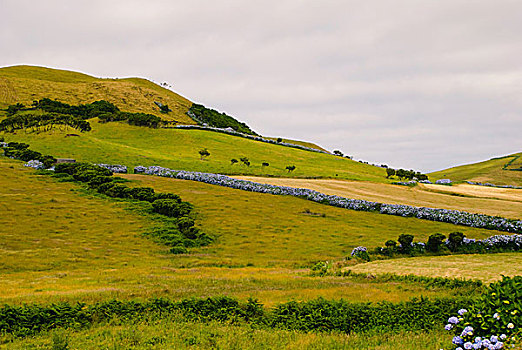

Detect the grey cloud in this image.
[1,0,521,172]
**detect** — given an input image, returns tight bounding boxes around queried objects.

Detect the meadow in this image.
[2,122,388,182]
[234,176,522,219]
[1,65,521,349]
[1,157,486,308]
[429,153,522,186]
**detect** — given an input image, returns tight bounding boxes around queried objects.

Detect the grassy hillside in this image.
[234,177,522,219]
[429,152,522,186]
[0,65,194,123]
[2,121,389,181]
[1,157,495,306]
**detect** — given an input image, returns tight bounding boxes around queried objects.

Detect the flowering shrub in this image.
[24,160,45,169]
[436,179,453,185]
[445,276,521,349]
[350,246,370,261]
[96,164,128,173]
[135,166,522,234]
[0,142,7,148]
[466,181,522,190]
[379,233,522,257]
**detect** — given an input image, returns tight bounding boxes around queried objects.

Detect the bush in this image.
[170,246,188,254]
[447,232,465,252]
[128,187,156,202]
[152,199,192,218]
[427,233,446,252]
[398,234,414,253]
[445,276,522,349]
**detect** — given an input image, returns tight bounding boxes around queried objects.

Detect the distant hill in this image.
[429,152,522,186]
[0,65,195,123]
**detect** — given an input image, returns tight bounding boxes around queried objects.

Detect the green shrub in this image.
[170,246,188,254]
[427,233,446,252]
[398,234,414,252]
[447,276,522,347]
[152,199,192,218]
[447,232,465,252]
[128,187,156,202]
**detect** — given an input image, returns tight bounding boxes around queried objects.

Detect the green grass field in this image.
[429,153,522,186]
[2,157,476,309]
[0,318,451,350]
[1,121,389,181]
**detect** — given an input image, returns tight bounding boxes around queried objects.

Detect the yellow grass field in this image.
[347,253,522,283]
[234,176,522,219]
[0,65,194,123]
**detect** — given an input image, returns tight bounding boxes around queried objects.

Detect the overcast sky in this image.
[1,0,521,172]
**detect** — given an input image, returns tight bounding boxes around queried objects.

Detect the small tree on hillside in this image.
[398,234,414,253]
[262,162,269,167]
[386,168,396,178]
[286,165,296,173]
[276,138,283,143]
[199,148,210,160]
[333,150,344,157]
[230,158,238,165]
[240,157,250,166]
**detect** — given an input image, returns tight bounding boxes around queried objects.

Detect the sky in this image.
[1,0,521,172]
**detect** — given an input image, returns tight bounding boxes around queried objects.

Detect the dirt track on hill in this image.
[233,176,522,220]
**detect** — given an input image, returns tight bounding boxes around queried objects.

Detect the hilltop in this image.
[0,65,195,123]
[429,152,522,186]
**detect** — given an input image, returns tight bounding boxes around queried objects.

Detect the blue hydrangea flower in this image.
[445,324,453,330]
[448,316,459,324]
[453,336,464,345]
[458,309,468,316]
[464,342,473,349]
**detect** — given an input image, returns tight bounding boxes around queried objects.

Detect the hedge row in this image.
[134,166,522,233]
[0,296,471,337]
[1,142,56,168]
[52,163,212,250]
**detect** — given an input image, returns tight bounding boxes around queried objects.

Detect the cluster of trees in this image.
[386,168,428,181]
[228,156,295,172]
[4,99,162,129]
[380,232,467,256]
[53,162,212,251]
[1,142,56,168]
[0,112,91,133]
[188,104,257,135]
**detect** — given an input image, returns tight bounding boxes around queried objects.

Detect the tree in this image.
[427,233,446,252]
[262,162,269,167]
[447,232,465,252]
[199,148,210,160]
[276,137,283,143]
[159,104,170,114]
[240,157,250,166]
[230,158,238,165]
[398,234,414,252]
[386,168,396,178]
[333,150,344,157]
[286,165,296,172]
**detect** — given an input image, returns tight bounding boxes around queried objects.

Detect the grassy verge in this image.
[0,316,452,350]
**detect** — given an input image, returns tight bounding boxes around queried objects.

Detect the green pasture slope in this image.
[430,152,522,186]
[0,157,504,349]
[2,121,388,181]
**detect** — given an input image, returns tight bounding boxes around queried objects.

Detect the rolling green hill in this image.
[429,152,522,186]
[2,121,389,182]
